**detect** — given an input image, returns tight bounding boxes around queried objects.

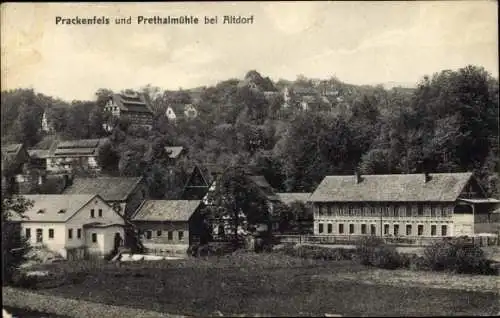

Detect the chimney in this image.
[355,170,362,184]
[424,172,431,183]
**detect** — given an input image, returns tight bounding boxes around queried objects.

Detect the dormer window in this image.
[37,209,45,214]
[58,209,66,214]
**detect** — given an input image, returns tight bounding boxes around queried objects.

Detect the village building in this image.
[2,143,31,194]
[165,104,199,122]
[42,138,107,174]
[9,194,125,259]
[104,90,154,130]
[164,146,186,160]
[131,200,204,254]
[165,106,177,121]
[309,172,500,238]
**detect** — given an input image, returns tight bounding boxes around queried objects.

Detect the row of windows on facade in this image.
[315,204,454,218]
[144,230,184,241]
[317,223,448,236]
[25,228,99,243]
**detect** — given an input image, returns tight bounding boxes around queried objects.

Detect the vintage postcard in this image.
[1,1,499,317]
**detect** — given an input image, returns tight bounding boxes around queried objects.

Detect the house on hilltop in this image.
[8,194,125,259]
[309,172,500,238]
[104,90,154,130]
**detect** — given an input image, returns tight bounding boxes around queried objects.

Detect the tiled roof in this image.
[131,200,201,222]
[62,177,143,201]
[111,93,153,114]
[309,172,474,202]
[8,194,97,222]
[277,192,312,205]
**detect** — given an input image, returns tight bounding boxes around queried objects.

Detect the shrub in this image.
[354,236,386,266]
[353,236,402,269]
[423,238,495,275]
[368,245,402,270]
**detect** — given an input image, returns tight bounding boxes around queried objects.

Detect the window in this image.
[92,233,97,243]
[417,205,423,216]
[178,231,184,241]
[146,231,152,239]
[318,223,324,234]
[418,225,424,236]
[98,209,103,217]
[431,225,437,236]
[394,224,399,236]
[349,224,355,234]
[370,224,376,235]
[157,230,162,237]
[168,231,173,240]
[90,209,95,218]
[384,224,389,236]
[361,224,367,234]
[441,225,448,236]
[77,229,82,239]
[25,228,31,239]
[327,223,333,234]
[68,229,73,239]
[36,229,43,242]
[406,224,412,236]
[338,224,344,234]
[48,229,54,239]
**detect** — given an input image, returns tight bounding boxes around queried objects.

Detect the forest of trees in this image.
[1,65,499,199]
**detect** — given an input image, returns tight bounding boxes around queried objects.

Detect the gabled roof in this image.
[110,93,153,114]
[164,146,185,159]
[8,194,98,222]
[309,172,474,202]
[277,193,312,205]
[62,177,143,201]
[131,200,201,222]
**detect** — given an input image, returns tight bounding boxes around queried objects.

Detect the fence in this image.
[275,234,500,247]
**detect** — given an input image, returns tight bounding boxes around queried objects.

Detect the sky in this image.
[1,1,498,101]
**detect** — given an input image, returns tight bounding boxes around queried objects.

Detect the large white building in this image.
[309,172,499,238]
[9,194,125,259]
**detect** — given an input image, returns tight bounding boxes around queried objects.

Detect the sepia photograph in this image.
[1,1,499,317]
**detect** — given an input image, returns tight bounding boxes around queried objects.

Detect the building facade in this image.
[309,172,500,238]
[10,194,125,259]
[131,200,204,254]
[104,91,154,129]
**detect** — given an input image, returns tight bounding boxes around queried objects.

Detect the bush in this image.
[423,238,495,275]
[353,236,402,269]
[188,243,226,257]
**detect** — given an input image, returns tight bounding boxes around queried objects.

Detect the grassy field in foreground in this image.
[25,253,499,317]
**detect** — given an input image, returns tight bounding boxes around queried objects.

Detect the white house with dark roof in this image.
[309,172,500,238]
[9,194,125,259]
[131,200,204,254]
[104,90,154,129]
